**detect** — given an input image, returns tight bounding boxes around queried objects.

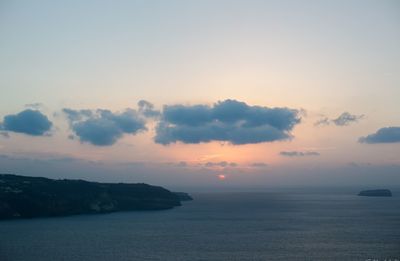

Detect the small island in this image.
[358,189,392,197]
[0,174,192,220]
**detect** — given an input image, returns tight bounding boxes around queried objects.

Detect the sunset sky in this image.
[1,0,399,188]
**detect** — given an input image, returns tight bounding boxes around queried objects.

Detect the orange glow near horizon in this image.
[155,141,281,166]
[218,174,226,181]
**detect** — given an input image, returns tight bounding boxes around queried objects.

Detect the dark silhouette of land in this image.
[358,189,392,197]
[0,174,192,220]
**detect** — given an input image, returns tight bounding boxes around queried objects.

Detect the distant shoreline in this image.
[0,174,192,220]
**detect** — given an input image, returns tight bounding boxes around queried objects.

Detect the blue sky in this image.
[0,0,399,188]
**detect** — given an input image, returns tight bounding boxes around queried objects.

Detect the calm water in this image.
[0,190,399,261]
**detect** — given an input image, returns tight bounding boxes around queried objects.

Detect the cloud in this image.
[332,112,364,126]
[250,162,268,168]
[62,108,93,122]
[204,161,237,168]
[280,151,320,157]
[205,161,227,167]
[0,109,52,136]
[138,100,161,118]
[315,112,364,126]
[25,103,43,109]
[0,132,10,138]
[314,117,330,126]
[155,99,301,145]
[176,161,187,167]
[359,127,400,144]
[63,108,147,146]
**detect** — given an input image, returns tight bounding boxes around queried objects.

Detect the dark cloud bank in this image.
[315,112,364,127]
[0,109,52,136]
[155,99,301,145]
[1,100,302,146]
[359,127,400,144]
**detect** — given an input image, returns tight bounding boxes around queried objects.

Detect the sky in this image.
[0,0,399,189]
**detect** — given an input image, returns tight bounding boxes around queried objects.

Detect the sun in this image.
[218,174,226,181]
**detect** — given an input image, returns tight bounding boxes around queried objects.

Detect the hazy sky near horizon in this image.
[1,0,399,188]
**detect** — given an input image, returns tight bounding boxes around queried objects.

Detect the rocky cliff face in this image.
[0,174,184,219]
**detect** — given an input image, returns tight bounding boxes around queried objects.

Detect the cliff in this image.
[0,174,188,219]
[173,192,193,201]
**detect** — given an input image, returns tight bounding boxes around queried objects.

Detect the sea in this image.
[0,189,399,261]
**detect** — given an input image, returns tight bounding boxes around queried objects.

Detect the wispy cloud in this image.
[138,100,161,118]
[250,162,268,168]
[315,112,364,126]
[0,132,9,138]
[280,151,320,157]
[24,103,43,109]
[204,161,238,168]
